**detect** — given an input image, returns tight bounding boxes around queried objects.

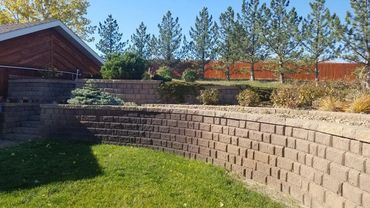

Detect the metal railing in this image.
[0,65,81,80]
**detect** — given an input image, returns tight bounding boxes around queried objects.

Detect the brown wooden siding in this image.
[0,28,101,77]
[0,28,101,97]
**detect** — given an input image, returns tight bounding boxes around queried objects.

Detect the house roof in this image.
[0,19,103,65]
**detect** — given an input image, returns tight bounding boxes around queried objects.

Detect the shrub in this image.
[154,66,172,81]
[346,94,370,113]
[198,88,220,105]
[101,52,146,80]
[142,71,151,80]
[270,87,300,108]
[68,80,123,105]
[318,96,346,112]
[182,69,197,82]
[237,89,261,107]
[159,81,199,103]
[297,83,327,107]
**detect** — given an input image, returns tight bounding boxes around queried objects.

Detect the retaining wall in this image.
[40,104,370,208]
[0,103,40,135]
[7,79,246,105]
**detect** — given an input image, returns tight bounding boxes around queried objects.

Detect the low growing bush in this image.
[198,88,220,105]
[237,89,261,107]
[159,81,199,103]
[270,87,300,108]
[154,66,172,81]
[318,96,346,112]
[346,94,370,114]
[101,52,147,80]
[68,80,123,105]
[182,69,197,82]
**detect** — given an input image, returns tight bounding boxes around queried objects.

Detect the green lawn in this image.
[0,141,285,208]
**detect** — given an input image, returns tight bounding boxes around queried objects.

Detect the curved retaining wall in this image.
[40,105,370,208]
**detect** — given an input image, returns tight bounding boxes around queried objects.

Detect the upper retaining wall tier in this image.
[40,105,370,208]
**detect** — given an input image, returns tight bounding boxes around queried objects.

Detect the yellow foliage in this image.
[318,96,347,112]
[346,94,370,114]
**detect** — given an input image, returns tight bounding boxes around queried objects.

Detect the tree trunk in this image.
[279,73,285,84]
[226,65,231,81]
[314,61,319,82]
[200,61,205,80]
[250,62,255,81]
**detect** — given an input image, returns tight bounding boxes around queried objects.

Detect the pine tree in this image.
[96,15,126,58]
[237,0,268,81]
[302,0,338,81]
[157,11,182,65]
[179,36,194,61]
[218,7,240,81]
[131,22,151,60]
[260,0,302,83]
[189,7,219,78]
[334,0,370,78]
[148,35,158,60]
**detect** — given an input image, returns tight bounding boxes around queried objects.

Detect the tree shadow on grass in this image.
[0,141,102,192]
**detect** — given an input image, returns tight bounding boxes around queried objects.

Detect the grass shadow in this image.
[0,141,102,192]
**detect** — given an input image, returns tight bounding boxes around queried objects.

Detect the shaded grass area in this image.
[0,141,285,208]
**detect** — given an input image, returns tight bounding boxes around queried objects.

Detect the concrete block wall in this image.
[40,104,370,208]
[76,80,162,104]
[0,103,40,134]
[8,79,76,103]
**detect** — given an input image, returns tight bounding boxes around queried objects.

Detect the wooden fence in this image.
[204,62,361,81]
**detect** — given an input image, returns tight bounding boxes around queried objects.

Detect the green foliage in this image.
[96,15,126,57]
[154,66,172,81]
[182,69,198,82]
[142,71,151,80]
[0,141,284,208]
[131,22,151,60]
[237,89,261,107]
[237,0,268,81]
[158,81,199,103]
[198,88,220,105]
[260,0,303,83]
[302,0,338,81]
[333,0,370,72]
[68,80,123,105]
[101,52,147,80]
[157,11,183,64]
[190,7,219,77]
[218,7,240,80]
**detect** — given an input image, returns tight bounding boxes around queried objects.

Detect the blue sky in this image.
[87,0,351,50]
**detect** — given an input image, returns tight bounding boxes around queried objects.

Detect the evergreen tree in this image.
[334,0,370,78]
[218,7,240,81]
[148,35,158,60]
[179,36,194,61]
[260,0,302,83]
[189,7,219,78]
[237,0,268,81]
[131,22,151,60]
[96,15,126,58]
[157,11,182,65]
[302,0,338,81]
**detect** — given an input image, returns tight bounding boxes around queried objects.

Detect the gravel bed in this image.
[144,104,370,128]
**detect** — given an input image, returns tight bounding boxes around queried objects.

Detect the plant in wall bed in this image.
[68,80,123,105]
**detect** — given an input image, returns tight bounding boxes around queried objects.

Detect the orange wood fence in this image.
[204,62,361,81]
